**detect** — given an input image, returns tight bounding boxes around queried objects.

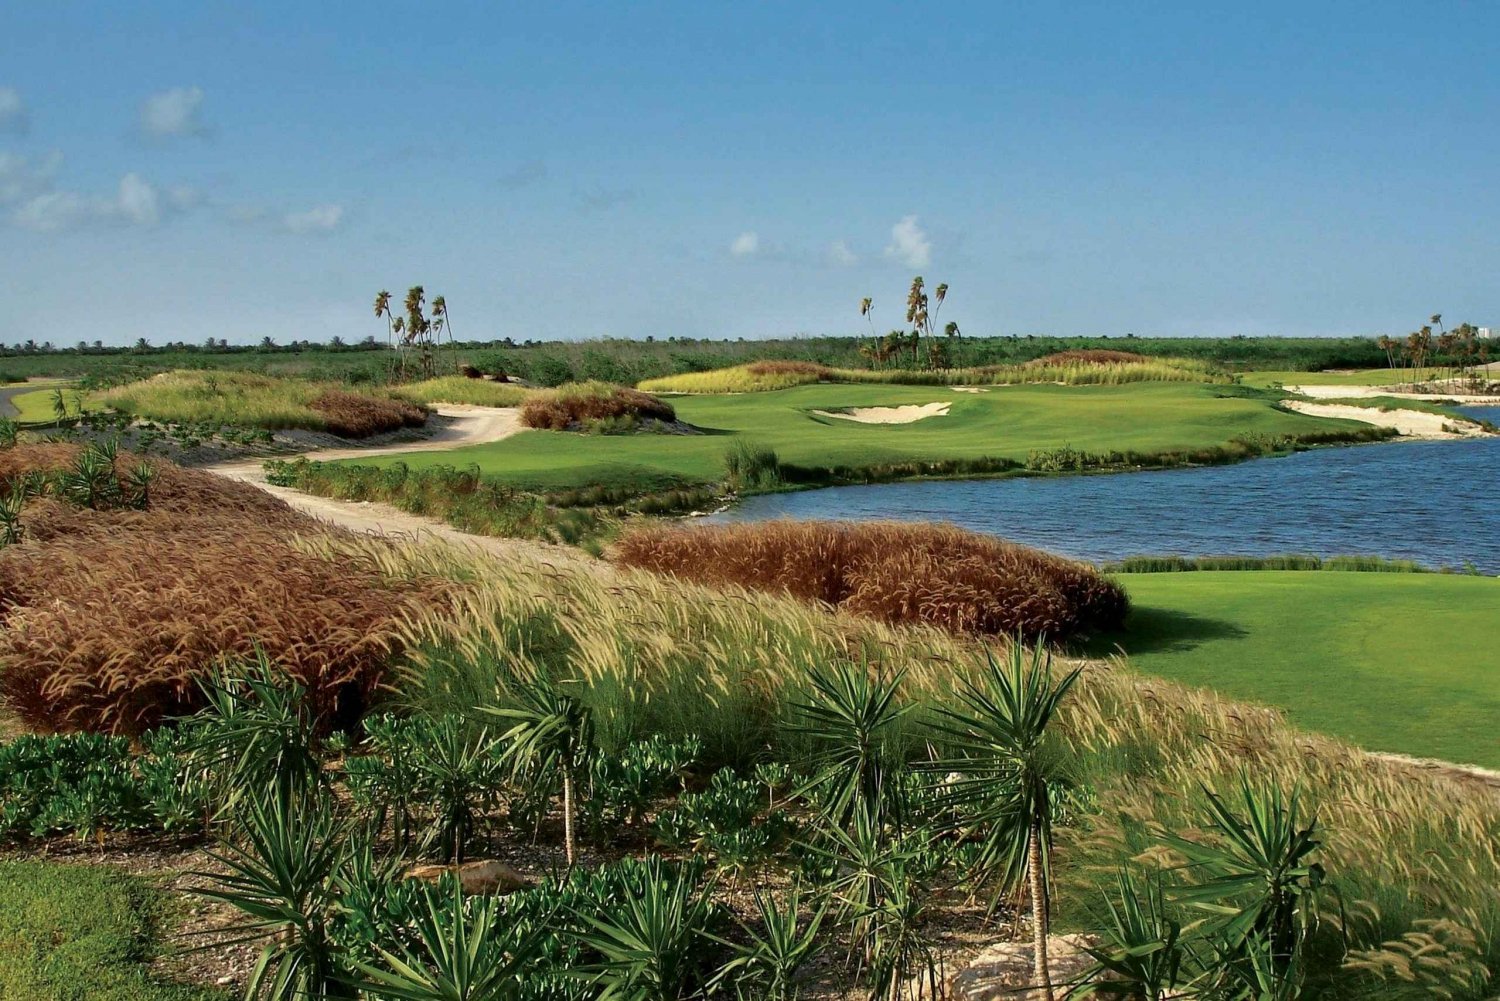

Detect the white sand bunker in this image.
[813,401,952,424]
[1282,400,1489,440]
[951,385,989,394]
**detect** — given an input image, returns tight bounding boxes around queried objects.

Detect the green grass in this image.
[335,381,1384,492]
[0,861,221,1000]
[1092,571,1500,767]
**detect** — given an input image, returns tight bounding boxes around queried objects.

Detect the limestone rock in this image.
[404,859,533,895]
[951,934,1098,1000]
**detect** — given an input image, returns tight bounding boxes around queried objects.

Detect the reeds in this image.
[520,381,677,430]
[1023,349,1152,366]
[612,520,1128,642]
[639,364,830,394]
[389,376,533,408]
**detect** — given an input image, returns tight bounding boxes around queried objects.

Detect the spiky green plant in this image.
[353,878,544,1001]
[193,791,355,1000]
[572,856,722,1001]
[1075,869,1200,999]
[485,673,594,865]
[710,882,827,1001]
[790,662,910,831]
[1159,776,1331,984]
[928,643,1080,1001]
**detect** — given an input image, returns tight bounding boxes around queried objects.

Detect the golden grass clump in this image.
[308,390,427,437]
[638,363,829,394]
[0,446,447,735]
[612,519,1128,642]
[520,381,676,430]
[390,376,533,409]
[1025,349,1152,366]
[93,369,430,438]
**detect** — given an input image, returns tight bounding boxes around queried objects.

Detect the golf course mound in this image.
[519,380,680,431]
[614,519,1129,641]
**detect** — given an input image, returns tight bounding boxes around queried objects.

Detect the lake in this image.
[712,407,1500,573]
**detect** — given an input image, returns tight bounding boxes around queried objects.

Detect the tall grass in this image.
[308,535,1500,995]
[613,520,1129,642]
[520,381,677,430]
[94,370,431,437]
[390,376,533,408]
[1103,554,1434,573]
[640,357,1230,393]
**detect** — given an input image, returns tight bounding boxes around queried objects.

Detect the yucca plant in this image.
[0,416,18,448]
[710,883,827,1001]
[928,643,1080,1001]
[186,654,325,813]
[1159,777,1331,987]
[353,877,545,1001]
[790,661,910,831]
[486,673,594,865]
[572,856,722,1001]
[1075,869,1200,1000]
[193,790,356,1000]
[0,482,25,546]
[406,715,505,864]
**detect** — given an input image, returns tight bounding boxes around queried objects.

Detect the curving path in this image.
[203,404,560,560]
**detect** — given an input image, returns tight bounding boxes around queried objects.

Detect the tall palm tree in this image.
[931,644,1081,1001]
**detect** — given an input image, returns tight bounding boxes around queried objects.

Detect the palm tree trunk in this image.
[562,770,576,866]
[1029,824,1055,1001]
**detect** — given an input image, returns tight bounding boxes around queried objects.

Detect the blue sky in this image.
[2,1,1497,346]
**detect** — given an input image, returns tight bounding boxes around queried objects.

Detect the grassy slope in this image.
[337,381,1364,491]
[0,860,220,1000]
[1240,367,1444,388]
[1094,571,1500,767]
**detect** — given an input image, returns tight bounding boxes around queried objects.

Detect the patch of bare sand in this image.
[1288,384,1500,404]
[812,401,952,424]
[1282,399,1489,439]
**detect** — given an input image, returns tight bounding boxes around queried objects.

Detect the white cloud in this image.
[884,214,931,268]
[12,173,160,231]
[0,87,27,134]
[281,204,344,233]
[828,239,858,266]
[139,86,209,138]
[0,151,62,205]
[730,231,759,257]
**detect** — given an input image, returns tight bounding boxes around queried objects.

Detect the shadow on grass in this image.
[1082,605,1249,658]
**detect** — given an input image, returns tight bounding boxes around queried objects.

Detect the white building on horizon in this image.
[1478,326,1493,340]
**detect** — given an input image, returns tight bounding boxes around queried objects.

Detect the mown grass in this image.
[390,376,533,408]
[1241,367,1447,388]
[335,381,1392,494]
[1090,570,1500,767]
[308,534,1500,997]
[0,860,221,1000]
[93,370,428,437]
[9,387,79,425]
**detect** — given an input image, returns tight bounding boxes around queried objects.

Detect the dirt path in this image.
[1282,399,1491,439]
[204,404,548,560]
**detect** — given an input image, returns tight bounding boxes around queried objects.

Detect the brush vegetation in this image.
[520,380,677,431]
[94,370,428,438]
[613,519,1129,642]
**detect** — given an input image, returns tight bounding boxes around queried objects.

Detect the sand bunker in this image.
[1282,400,1489,440]
[951,386,989,394]
[1288,384,1500,404]
[812,402,952,424]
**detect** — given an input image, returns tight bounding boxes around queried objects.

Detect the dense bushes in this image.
[520,381,677,430]
[613,520,1129,641]
[308,390,427,437]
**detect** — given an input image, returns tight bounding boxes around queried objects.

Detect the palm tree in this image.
[931,644,1081,1001]
[485,675,594,865]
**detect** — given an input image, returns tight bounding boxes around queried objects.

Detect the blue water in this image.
[713,412,1500,573]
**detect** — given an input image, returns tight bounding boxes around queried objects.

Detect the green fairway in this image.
[1094,571,1500,767]
[5,383,76,425]
[336,381,1370,491]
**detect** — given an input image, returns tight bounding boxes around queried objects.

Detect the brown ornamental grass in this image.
[309,390,428,438]
[0,445,447,735]
[612,519,1128,642]
[520,381,677,430]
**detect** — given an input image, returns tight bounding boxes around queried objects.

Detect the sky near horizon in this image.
[2,2,1497,347]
